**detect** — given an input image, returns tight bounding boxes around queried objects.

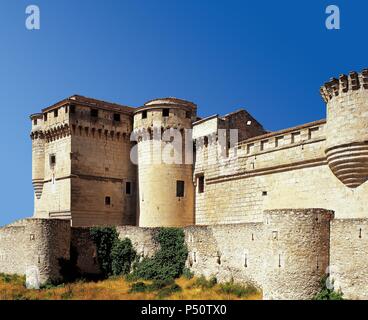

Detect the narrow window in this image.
[54,109,58,118]
[44,113,48,121]
[244,253,248,268]
[217,252,221,265]
[176,180,185,197]
[204,136,209,147]
[162,109,170,117]
[278,254,282,268]
[33,119,37,125]
[126,182,131,195]
[90,109,98,117]
[359,228,362,239]
[247,143,254,154]
[198,175,205,193]
[142,110,147,119]
[185,111,191,119]
[105,196,111,206]
[113,113,121,122]
[49,154,56,167]
[65,106,68,114]
[70,105,76,114]
[193,252,197,263]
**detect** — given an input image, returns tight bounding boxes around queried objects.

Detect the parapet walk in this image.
[0,208,367,300]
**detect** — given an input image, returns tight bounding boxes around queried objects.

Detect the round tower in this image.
[320,69,368,188]
[133,98,196,227]
[30,113,45,201]
[262,209,334,300]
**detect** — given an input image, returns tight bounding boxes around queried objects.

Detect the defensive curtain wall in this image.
[1,209,367,299]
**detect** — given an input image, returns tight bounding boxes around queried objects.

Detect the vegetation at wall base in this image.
[131,227,188,281]
[90,227,119,277]
[0,274,261,300]
[313,275,344,300]
[90,226,136,278]
[218,280,258,298]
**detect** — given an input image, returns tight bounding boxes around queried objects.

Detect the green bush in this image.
[157,283,182,299]
[193,275,217,289]
[132,228,188,281]
[129,282,148,293]
[111,238,136,276]
[129,279,181,298]
[313,275,344,300]
[219,280,258,298]
[182,268,194,280]
[90,227,136,278]
[90,227,119,277]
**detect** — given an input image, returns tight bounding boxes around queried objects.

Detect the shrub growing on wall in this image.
[90,227,136,278]
[111,238,136,276]
[313,275,344,300]
[132,228,188,281]
[90,227,118,277]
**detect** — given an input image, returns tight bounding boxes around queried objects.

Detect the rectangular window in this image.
[54,109,58,118]
[308,127,319,139]
[105,196,111,206]
[185,111,191,119]
[33,119,37,125]
[162,109,170,117]
[90,109,98,117]
[198,175,205,193]
[260,140,268,151]
[176,180,185,197]
[247,143,254,154]
[126,182,131,195]
[114,113,121,122]
[44,113,48,121]
[142,110,147,119]
[49,154,56,166]
[65,106,68,114]
[70,105,76,114]
[275,136,284,147]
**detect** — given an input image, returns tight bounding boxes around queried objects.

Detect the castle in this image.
[1,69,368,299]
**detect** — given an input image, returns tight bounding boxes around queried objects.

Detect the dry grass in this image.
[0,273,262,300]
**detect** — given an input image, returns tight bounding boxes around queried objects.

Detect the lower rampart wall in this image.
[2,211,368,300]
[330,219,368,300]
[0,219,70,284]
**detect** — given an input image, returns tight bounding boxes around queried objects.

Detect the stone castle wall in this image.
[1,211,368,299]
[193,118,368,224]
[70,104,137,227]
[330,219,368,300]
[0,219,70,284]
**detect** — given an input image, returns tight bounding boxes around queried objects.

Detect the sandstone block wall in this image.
[0,219,70,284]
[193,117,368,224]
[185,224,264,287]
[262,209,333,300]
[330,218,368,300]
[134,100,196,227]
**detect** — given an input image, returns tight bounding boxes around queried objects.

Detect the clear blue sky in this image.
[0,0,366,225]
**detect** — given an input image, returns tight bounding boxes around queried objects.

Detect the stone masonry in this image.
[1,68,368,299]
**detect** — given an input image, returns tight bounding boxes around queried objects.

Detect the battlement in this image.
[320,69,368,103]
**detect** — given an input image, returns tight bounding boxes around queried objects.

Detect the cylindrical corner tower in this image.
[30,113,45,202]
[262,208,334,300]
[134,98,196,227]
[321,69,368,188]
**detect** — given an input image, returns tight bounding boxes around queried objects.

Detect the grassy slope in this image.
[0,274,262,300]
